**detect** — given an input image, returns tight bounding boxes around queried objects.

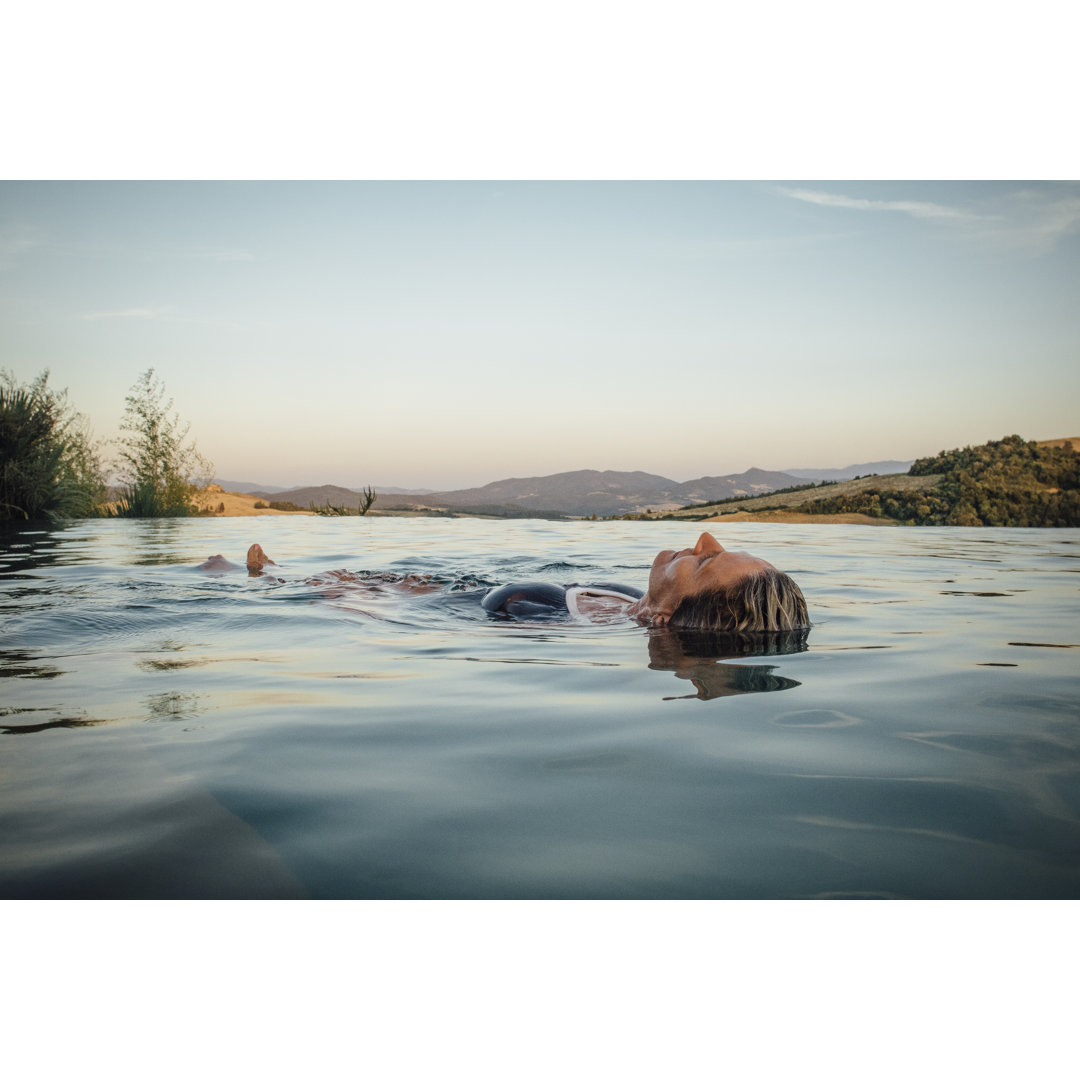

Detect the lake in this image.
[1,516,1078,898]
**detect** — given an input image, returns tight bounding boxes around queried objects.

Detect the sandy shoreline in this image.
[193,489,316,516]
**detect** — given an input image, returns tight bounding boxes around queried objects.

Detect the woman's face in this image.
[645,532,774,624]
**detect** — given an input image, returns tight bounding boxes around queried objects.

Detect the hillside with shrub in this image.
[800,436,1078,526]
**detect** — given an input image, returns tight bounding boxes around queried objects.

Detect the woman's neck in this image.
[626,595,663,626]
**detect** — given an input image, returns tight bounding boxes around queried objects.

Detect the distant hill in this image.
[387,470,672,517]
[246,483,436,508]
[380,467,808,518]
[672,468,805,505]
[252,484,370,509]
[215,479,290,494]
[783,460,915,481]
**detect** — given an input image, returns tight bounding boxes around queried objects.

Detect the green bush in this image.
[0,370,106,522]
[804,435,1080,526]
[109,369,212,517]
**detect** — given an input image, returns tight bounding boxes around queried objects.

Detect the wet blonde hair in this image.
[669,566,809,633]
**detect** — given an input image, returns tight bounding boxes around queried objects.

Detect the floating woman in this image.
[200,532,809,634]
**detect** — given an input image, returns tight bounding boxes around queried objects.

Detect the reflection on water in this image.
[772,709,862,729]
[0,649,64,679]
[647,627,807,700]
[1008,641,1078,648]
[1,518,1079,898]
[146,691,207,723]
[1,707,101,734]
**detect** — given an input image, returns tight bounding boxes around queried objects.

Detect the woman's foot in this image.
[247,544,276,573]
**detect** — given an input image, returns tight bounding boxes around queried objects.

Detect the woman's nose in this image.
[693,532,724,556]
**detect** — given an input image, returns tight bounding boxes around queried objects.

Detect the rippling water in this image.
[2,517,1078,898]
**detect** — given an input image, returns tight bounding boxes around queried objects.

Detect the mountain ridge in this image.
[253,466,815,517]
[782,459,914,481]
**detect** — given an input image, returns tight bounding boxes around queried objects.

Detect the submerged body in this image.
[199,533,809,632]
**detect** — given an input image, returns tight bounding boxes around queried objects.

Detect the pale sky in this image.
[2,181,1077,489]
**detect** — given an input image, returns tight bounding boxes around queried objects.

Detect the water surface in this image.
[2,518,1078,898]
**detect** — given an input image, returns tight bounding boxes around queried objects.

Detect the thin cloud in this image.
[986,188,1080,255]
[777,183,1080,255]
[0,224,43,270]
[80,305,174,321]
[777,186,981,222]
